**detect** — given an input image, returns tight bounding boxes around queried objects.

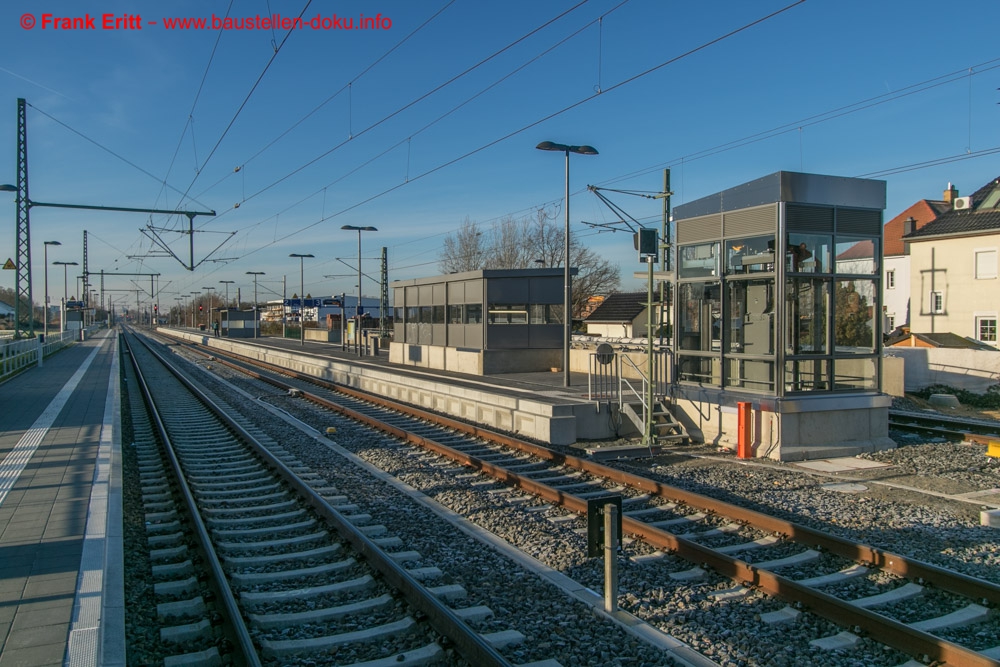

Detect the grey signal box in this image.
[634,228,658,261]
[586,495,623,558]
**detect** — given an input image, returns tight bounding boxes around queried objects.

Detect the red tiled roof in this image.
[882,200,947,256]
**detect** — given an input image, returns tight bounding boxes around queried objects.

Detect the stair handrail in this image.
[619,353,649,427]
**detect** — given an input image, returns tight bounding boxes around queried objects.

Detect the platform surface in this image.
[0,330,121,667]
[178,327,597,403]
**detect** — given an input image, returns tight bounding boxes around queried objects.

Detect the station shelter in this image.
[390,268,573,374]
[667,171,894,459]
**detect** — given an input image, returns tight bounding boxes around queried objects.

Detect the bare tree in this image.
[438,208,620,316]
[439,217,486,273]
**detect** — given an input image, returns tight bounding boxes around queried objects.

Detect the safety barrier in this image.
[0,330,78,382]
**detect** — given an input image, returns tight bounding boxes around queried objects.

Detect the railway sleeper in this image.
[222,543,342,567]
[258,615,419,658]
[216,530,329,552]
[239,574,377,608]
[229,557,357,586]
[248,592,395,629]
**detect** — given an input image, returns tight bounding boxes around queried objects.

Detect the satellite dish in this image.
[595,343,615,365]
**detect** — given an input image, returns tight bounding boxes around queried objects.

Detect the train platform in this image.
[0,330,123,667]
[162,327,619,445]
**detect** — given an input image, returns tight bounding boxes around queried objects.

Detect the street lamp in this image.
[42,241,61,341]
[219,280,234,308]
[52,260,77,333]
[174,297,184,327]
[246,271,265,338]
[341,225,377,354]
[535,140,598,387]
[289,254,314,346]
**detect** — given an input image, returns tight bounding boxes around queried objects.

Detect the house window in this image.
[886,315,895,330]
[930,291,944,314]
[977,317,997,344]
[974,249,997,279]
[885,270,895,289]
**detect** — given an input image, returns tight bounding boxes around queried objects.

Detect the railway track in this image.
[888,409,1000,446]
[120,329,517,666]
[150,328,1000,667]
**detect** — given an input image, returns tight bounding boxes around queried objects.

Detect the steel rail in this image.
[129,329,513,667]
[182,343,1000,667]
[122,331,260,667]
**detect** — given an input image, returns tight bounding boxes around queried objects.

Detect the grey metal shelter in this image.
[668,171,893,458]
[390,268,574,374]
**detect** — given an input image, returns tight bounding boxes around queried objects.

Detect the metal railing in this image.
[0,330,77,382]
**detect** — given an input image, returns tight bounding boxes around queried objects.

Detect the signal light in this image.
[154,305,158,312]
[199,305,203,312]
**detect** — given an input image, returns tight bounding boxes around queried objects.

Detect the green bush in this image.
[913,384,1000,409]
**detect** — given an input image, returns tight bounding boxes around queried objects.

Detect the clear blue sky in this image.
[2,0,999,312]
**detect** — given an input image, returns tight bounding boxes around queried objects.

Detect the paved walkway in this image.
[0,330,122,667]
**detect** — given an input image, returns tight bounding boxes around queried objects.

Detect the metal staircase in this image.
[620,399,688,445]
[618,354,688,447]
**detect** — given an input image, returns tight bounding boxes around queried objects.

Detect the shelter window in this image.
[419,306,433,324]
[834,279,876,353]
[488,304,527,324]
[464,304,483,324]
[785,359,829,392]
[785,277,828,354]
[432,305,445,324]
[448,304,463,324]
[786,233,831,273]
[834,237,877,274]
[679,242,719,278]
[528,304,563,324]
[725,236,774,275]
[678,282,721,353]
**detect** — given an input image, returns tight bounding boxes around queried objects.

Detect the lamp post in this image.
[52,260,77,333]
[219,280,234,308]
[535,141,598,387]
[246,271,265,338]
[289,254,314,346]
[174,297,184,327]
[42,240,61,341]
[341,225,377,354]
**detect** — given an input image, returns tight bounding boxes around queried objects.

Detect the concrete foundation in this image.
[672,388,895,461]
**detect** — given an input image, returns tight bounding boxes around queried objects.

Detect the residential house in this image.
[584,291,650,338]
[903,176,1000,347]
[0,300,14,319]
[882,189,951,331]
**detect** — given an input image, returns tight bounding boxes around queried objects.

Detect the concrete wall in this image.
[305,328,342,343]
[886,347,1000,392]
[161,328,596,445]
[881,355,905,397]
